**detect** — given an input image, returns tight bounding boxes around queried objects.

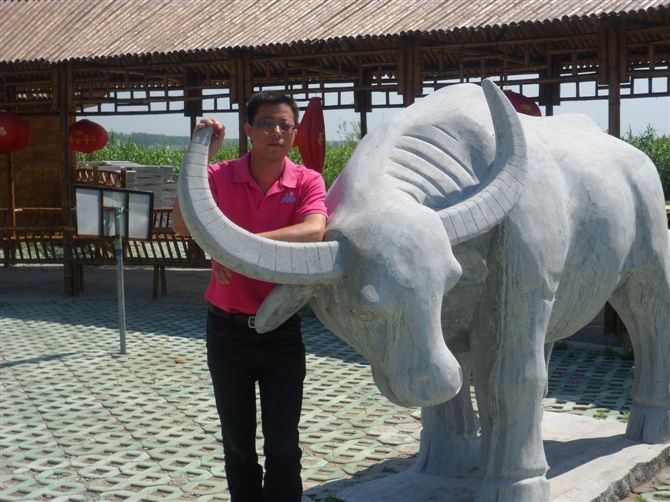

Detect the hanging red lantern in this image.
[69,119,108,153]
[0,112,32,153]
[503,90,542,117]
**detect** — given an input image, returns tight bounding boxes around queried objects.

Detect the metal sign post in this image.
[114,207,127,355]
[75,185,153,356]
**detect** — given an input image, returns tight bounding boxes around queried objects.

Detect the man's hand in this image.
[214,261,232,284]
[258,214,327,243]
[194,118,225,163]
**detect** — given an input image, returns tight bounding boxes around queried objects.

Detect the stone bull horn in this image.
[177,128,342,284]
[439,79,529,244]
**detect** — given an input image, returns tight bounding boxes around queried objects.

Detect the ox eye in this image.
[360,284,380,304]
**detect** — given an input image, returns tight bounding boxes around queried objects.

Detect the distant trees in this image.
[113,132,190,148]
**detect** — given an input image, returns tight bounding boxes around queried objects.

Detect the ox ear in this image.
[453,244,488,284]
[255,284,316,333]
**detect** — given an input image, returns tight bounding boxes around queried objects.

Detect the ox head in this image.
[177,79,528,407]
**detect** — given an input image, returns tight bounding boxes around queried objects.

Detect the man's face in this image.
[244,103,297,162]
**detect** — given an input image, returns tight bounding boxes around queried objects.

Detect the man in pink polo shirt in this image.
[172,91,327,502]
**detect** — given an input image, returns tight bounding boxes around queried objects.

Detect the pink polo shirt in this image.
[204,153,328,314]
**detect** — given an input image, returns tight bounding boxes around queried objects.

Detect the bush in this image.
[321,121,360,187]
[83,128,358,187]
[79,132,186,167]
[83,125,669,200]
[623,126,670,200]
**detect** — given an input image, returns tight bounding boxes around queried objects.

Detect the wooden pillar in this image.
[600,19,628,334]
[230,52,252,154]
[397,38,422,107]
[606,26,622,137]
[58,63,76,295]
[6,153,16,228]
[354,69,372,138]
[359,110,368,138]
[184,69,203,136]
[539,55,560,116]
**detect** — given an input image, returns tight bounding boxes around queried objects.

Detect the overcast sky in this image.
[91,93,669,141]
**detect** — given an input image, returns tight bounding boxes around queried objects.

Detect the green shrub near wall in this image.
[622,126,670,201]
[80,129,357,188]
[80,125,670,198]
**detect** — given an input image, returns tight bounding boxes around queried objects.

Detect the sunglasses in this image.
[252,119,297,133]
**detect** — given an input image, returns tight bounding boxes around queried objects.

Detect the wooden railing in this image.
[1,207,210,298]
[1,226,65,266]
[74,166,128,188]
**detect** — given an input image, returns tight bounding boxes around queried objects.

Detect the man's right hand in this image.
[194,118,225,163]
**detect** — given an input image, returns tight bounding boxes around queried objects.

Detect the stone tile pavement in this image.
[0,266,645,501]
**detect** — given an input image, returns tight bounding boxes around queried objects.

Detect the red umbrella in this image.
[294,98,325,172]
[503,90,542,117]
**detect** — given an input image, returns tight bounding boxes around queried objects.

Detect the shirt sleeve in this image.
[295,170,328,222]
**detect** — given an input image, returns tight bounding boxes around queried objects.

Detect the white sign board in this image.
[75,185,153,239]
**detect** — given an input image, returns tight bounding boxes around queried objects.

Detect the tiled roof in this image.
[1,0,668,64]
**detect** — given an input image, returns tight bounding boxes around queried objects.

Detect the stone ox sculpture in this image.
[178,80,670,501]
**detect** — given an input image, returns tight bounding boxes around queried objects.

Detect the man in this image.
[172,91,328,502]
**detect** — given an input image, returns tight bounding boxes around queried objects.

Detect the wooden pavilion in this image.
[1,0,669,310]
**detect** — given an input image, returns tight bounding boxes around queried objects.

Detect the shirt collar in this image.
[232,153,298,189]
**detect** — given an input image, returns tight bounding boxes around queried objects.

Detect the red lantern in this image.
[0,112,32,153]
[503,90,542,117]
[69,119,108,153]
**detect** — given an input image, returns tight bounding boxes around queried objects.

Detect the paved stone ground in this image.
[0,265,662,501]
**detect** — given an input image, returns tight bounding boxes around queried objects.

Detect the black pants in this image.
[206,306,306,502]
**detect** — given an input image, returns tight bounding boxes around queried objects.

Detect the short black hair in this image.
[246,91,300,125]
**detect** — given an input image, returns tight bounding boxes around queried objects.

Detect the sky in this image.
[90,93,670,141]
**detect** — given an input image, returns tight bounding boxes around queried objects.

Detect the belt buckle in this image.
[247,316,256,329]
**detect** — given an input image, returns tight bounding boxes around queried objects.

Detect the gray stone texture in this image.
[177,79,670,501]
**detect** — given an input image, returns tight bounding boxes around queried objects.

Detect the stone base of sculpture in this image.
[337,412,670,501]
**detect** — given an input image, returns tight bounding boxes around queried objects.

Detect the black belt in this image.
[209,304,301,330]
[209,304,257,328]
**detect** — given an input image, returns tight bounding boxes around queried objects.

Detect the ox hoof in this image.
[476,475,549,502]
[625,404,670,443]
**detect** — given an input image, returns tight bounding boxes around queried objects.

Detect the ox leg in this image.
[608,259,670,443]
[411,351,480,476]
[471,292,552,502]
